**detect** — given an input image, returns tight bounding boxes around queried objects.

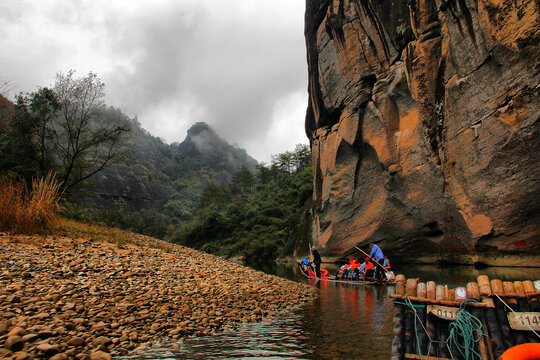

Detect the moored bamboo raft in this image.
[389,275,540,360]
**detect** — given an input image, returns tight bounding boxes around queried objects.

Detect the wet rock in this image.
[21,333,38,343]
[50,354,69,360]
[7,326,25,337]
[90,350,111,360]
[5,335,23,351]
[36,342,59,355]
[13,352,31,360]
[67,336,85,346]
[0,232,316,358]
[93,336,111,346]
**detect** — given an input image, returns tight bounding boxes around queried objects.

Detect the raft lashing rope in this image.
[389,275,540,360]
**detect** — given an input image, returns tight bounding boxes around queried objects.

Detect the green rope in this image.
[447,300,485,360]
[394,296,427,360]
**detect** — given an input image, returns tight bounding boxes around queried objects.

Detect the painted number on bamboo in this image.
[507,312,540,331]
[427,305,459,321]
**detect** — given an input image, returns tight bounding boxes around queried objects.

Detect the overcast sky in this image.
[0,0,309,163]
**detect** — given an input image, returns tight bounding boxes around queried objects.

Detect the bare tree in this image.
[52,70,130,192]
[0,76,14,97]
[0,76,14,127]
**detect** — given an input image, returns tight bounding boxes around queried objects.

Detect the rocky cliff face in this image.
[305,0,539,266]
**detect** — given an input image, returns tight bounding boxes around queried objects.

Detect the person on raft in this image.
[311,247,322,278]
[356,257,374,280]
[383,255,391,270]
[344,257,361,279]
[369,241,385,281]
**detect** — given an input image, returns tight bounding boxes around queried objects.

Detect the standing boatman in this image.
[311,247,322,278]
[369,241,385,281]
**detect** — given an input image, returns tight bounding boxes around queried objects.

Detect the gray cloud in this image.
[0,0,308,162]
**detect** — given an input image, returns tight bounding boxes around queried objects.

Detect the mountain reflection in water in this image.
[123,263,540,359]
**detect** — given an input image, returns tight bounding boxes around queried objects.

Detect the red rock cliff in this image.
[304,0,539,265]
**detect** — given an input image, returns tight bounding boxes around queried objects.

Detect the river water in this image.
[130,263,540,359]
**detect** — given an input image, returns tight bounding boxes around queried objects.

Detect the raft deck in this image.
[390,274,540,360]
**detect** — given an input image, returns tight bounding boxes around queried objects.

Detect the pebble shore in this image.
[0,233,316,359]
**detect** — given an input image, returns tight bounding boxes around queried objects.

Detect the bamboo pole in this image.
[504,282,528,345]
[492,279,515,350]
[427,281,436,300]
[392,302,405,360]
[434,285,450,358]
[396,275,406,296]
[417,282,427,299]
[467,282,489,359]
[404,304,415,355]
[406,278,418,297]
[388,295,490,307]
[478,275,491,296]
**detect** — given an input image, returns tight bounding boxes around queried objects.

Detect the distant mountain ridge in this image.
[79,116,258,217]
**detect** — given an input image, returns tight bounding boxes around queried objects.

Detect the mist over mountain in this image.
[78,116,258,217]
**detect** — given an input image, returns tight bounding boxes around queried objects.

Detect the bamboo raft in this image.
[389,274,540,360]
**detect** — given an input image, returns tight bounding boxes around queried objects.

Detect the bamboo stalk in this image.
[392,303,405,360]
[407,278,418,297]
[417,282,427,299]
[388,294,490,307]
[404,306,415,355]
[478,275,491,296]
[467,282,480,300]
[427,281,436,300]
[416,303,429,356]
[484,303,505,359]
[504,282,528,345]
[493,294,515,350]
[396,275,406,296]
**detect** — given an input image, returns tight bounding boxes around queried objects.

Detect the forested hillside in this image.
[78,120,259,238]
[169,144,312,264]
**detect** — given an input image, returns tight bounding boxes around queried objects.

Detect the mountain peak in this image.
[186,122,216,137]
[179,123,258,173]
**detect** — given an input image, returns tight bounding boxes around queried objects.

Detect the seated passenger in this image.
[359,257,374,280]
[336,264,347,279]
[383,256,391,269]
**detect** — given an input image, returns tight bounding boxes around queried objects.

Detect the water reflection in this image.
[301,280,394,359]
[127,263,540,359]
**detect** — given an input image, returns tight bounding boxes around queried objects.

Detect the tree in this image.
[0,75,14,98]
[0,71,131,193]
[51,70,131,192]
[230,165,254,195]
[292,143,311,172]
[0,88,60,180]
[195,183,230,214]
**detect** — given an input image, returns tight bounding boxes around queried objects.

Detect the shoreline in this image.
[0,233,317,359]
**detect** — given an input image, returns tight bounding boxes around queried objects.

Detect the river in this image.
[127,263,540,359]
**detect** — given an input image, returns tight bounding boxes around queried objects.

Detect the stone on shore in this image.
[0,233,317,358]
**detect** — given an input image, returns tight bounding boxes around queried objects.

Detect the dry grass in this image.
[0,174,176,251]
[0,173,61,234]
[57,218,133,246]
[57,218,177,253]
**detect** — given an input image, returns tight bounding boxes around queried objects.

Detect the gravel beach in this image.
[0,233,316,359]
